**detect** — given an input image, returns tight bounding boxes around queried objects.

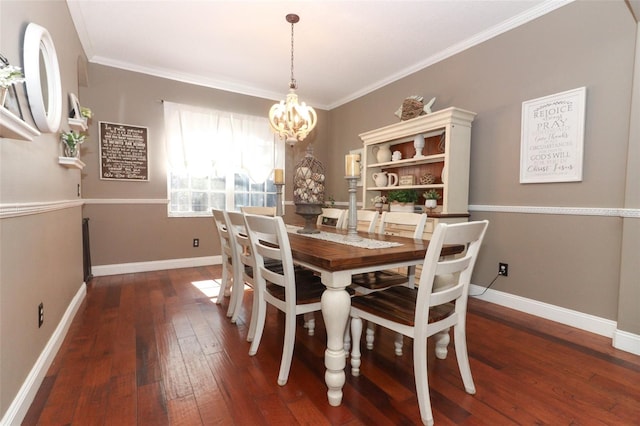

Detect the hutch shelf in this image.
[359,107,476,235]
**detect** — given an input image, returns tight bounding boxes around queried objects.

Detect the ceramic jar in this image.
[372,171,398,187]
[374,145,392,163]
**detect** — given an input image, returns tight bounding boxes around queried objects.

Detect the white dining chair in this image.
[241,206,276,216]
[352,211,428,294]
[341,209,379,234]
[350,220,489,426]
[244,214,338,385]
[225,211,260,328]
[351,211,428,351]
[212,209,235,311]
[316,207,346,228]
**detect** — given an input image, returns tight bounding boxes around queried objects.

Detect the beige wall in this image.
[80,65,328,264]
[325,0,638,328]
[617,18,640,335]
[0,0,86,418]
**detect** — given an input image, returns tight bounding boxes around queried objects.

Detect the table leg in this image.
[320,270,351,406]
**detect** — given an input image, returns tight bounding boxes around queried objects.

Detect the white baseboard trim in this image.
[1,282,87,426]
[470,284,640,355]
[92,256,222,277]
[613,329,640,355]
[469,283,618,338]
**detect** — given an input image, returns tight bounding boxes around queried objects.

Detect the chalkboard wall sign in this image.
[99,121,149,181]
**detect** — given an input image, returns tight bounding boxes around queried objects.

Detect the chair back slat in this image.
[212,209,232,254]
[341,209,379,233]
[241,206,276,216]
[415,220,488,326]
[379,212,427,239]
[317,208,346,228]
[226,211,254,280]
[244,214,294,294]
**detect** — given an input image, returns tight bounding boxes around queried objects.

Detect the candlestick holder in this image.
[344,175,361,242]
[275,183,284,216]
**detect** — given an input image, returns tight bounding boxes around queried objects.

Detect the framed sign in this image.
[99,121,149,181]
[520,87,586,183]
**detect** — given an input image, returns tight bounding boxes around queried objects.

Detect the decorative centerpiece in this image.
[423,189,441,211]
[293,146,325,233]
[60,130,86,157]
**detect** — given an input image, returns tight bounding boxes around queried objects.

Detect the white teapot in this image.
[372,171,398,187]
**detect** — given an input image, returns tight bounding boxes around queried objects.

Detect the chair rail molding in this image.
[469,204,640,218]
[82,198,168,205]
[0,199,84,219]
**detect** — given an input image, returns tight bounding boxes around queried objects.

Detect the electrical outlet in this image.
[498,263,509,277]
[193,238,199,247]
[38,303,44,328]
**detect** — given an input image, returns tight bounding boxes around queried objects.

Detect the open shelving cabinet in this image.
[359,107,476,236]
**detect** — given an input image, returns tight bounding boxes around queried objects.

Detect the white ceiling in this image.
[67,0,571,110]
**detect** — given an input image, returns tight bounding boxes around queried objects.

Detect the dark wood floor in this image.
[23,266,640,425]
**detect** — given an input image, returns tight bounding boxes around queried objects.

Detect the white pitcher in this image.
[372,171,398,187]
[373,145,392,163]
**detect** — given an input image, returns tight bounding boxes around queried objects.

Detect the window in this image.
[164,102,284,217]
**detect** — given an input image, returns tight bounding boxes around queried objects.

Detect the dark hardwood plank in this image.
[22,266,640,425]
[104,372,137,426]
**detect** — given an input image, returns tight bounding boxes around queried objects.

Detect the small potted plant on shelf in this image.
[60,130,86,157]
[371,195,387,213]
[0,63,24,107]
[387,189,418,212]
[423,189,441,210]
[80,106,93,120]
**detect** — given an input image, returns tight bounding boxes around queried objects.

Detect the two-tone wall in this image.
[1,0,638,422]
[325,0,639,350]
[1,1,87,421]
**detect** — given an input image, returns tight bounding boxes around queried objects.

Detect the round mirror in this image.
[23,23,62,133]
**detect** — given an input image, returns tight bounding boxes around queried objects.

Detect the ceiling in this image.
[67,0,571,110]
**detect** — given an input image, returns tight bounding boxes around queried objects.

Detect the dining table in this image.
[285,223,465,407]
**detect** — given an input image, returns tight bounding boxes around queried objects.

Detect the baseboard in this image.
[613,329,640,355]
[92,255,221,277]
[469,284,618,338]
[1,282,87,426]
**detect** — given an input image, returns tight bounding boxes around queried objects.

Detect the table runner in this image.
[286,225,402,249]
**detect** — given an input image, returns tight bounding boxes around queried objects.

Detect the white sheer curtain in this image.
[163,101,283,183]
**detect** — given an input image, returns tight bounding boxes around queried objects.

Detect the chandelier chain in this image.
[290,19,296,89]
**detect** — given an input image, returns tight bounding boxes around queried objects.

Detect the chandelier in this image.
[268,13,317,147]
